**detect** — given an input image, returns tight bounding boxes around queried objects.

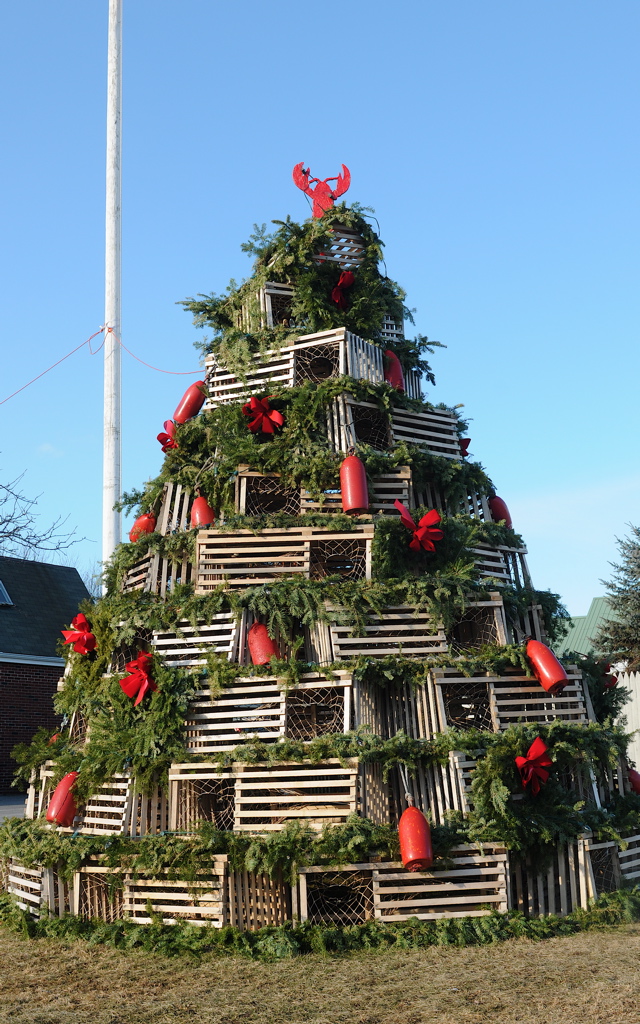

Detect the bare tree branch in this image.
[0,470,80,558]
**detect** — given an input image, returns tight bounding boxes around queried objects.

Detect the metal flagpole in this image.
[102,0,123,568]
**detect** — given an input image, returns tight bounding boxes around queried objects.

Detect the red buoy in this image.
[129,512,157,543]
[174,381,206,424]
[46,771,79,828]
[190,496,215,528]
[384,350,405,392]
[247,622,280,665]
[488,495,512,529]
[526,639,569,695]
[340,454,369,515]
[628,769,640,795]
[398,806,433,872]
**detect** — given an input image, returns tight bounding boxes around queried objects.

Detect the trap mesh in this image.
[79,873,124,923]
[351,405,391,450]
[296,343,341,384]
[448,607,499,655]
[285,688,345,740]
[440,679,493,731]
[244,476,300,516]
[309,539,368,581]
[269,292,293,327]
[305,870,374,925]
[176,777,235,832]
[589,847,619,895]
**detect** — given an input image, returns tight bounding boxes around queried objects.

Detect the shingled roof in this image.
[0,556,89,659]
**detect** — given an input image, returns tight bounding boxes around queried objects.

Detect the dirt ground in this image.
[2,921,640,1024]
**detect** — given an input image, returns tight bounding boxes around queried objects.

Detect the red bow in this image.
[242,396,285,434]
[331,270,355,310]
[394,500,444,552]
[61,613,96,655]
[157,420,178,452]
[119,652,157,707]
[515,737,553,795]
[459,438,471,457]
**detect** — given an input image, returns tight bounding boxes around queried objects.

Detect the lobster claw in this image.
[292,162,312,195]
[333,164,351,199]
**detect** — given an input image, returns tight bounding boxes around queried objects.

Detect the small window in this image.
[0,579,13,606]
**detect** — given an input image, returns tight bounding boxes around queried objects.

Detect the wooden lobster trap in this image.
[152,612,239,667]
[618,833,640,884]
[168,759,360,834]
[448,595,509,655]
[121,482,195,597]
[294,846,509,925]
[429,665,590,733]
[373,846,509,922]
[235,464,412,518]
[509,837,621,917]
[232,760,359,832]
[66,777,169,838]
[488,668,589,730]
[123,859,229,927]
[195,524,374,592]
[325,397,460,457]
[5,860,45,917]
[391,406,462,458]
[184,677,286,753]
[204,328,386,409]
[328,604,447,661]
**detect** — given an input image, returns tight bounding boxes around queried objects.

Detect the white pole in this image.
[102,0,122,568]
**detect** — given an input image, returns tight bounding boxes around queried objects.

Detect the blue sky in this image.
[0,1,638,613]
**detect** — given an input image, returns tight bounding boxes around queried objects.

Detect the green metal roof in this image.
[555,596,616,657]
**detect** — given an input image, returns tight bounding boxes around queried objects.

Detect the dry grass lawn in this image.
[2,922,640,1024]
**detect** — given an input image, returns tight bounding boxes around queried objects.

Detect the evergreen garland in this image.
[2,887,639,961]
[180,205,439,377]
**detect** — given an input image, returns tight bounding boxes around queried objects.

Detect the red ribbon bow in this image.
[331,270,355,310]
[61,613,96,656]
[119,652,157,707]
[242,396,285,434]
[394,500,444,552]
[157,420,178,452]
[515,737,553,795]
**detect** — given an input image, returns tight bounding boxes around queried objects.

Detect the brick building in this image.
[0,557,89,792]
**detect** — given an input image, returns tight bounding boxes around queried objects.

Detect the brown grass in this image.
[2,922,640,1024]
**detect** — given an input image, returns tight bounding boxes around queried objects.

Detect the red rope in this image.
[0,328,106,406]
[0,328,201,407]
[114,334,200,375]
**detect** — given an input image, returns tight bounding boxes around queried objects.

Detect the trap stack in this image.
[7,196,633,932]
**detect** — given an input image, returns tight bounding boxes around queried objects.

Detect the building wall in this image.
[621,672,640,770]
[0,661,61,793]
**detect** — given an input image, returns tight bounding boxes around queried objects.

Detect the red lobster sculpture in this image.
[292,163,351,217]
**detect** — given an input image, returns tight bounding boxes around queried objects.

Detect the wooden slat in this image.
[329,605,447,660]
[195,525,373,592]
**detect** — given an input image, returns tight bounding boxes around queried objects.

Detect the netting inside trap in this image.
[296,343,341,384]
[448,607,499,654]
[440,679,493,731]
[351,406,391,450]
[110,630,154,673]
[285,688,345,740]
[305,871,374,925]
[309,539,367,581]
[79,873,124,923]
[243,476,300,516]
[269,291,294,327]
[589,847,619,896]
[176,778,235,831]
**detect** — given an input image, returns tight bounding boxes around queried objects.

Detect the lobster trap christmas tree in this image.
[4,164,639,934]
